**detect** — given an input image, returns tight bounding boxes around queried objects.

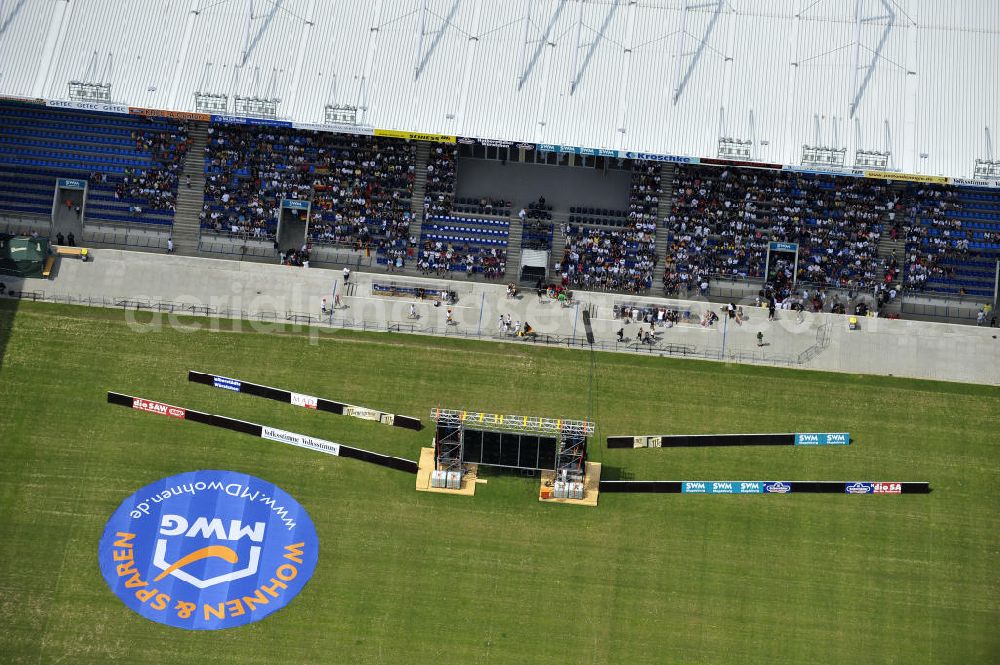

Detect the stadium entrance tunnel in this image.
[276,200,311,254]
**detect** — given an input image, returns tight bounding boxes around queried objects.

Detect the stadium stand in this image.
[0,102,189,226]
[663,164,892,294]
[417,214,508,277]
[201,125,415,257]
[628,161,661,226]
[899,184,1000,297]
[558,224,656,293]
[424,145,457,217]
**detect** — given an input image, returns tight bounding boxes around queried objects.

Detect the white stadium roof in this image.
[0,0,998,180]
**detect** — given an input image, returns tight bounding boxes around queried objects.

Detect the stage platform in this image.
[538,462,602,507]
[414,447,480,497]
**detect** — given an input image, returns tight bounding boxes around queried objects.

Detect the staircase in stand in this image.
[653,163,676,289]
[171,122,209,255]
[505,217,523,282]
[410,141,431,224]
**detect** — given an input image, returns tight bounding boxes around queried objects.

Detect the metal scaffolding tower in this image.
[433,409,465,472]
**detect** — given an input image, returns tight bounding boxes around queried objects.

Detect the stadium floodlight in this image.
[717,137,752,160]
[801,145,847,168]
[854,149,890,169]
[973,159,1000,180]
[68,81,111,102]
[194,92,228,114]
[234,95,280,118]
[324,104,358,125]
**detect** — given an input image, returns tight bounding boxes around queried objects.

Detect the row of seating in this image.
[427,215,509,228]
[5,128,140,146]
[570,206,627,218]
[425,223,508,238]
[420,232,507,247]
[0,107,176,132]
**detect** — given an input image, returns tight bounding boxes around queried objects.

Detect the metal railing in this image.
[3,285,847,370]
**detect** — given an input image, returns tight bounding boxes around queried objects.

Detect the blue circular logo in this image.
[98,470,319,630]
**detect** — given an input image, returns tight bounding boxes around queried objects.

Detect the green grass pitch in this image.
[0,300,998,664]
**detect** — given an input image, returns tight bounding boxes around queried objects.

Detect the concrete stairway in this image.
[505,217,523,281]
[170,122,209,255]
[653,163,676,289]
[410,141,431,223]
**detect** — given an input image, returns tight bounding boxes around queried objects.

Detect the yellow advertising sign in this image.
[864,170,949,185]
[374,128,456,143]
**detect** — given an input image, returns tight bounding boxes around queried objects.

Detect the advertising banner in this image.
[763,481,792,493]
[292,121,374,136]
[682,481,765,494]
[794,432,850,445]
[131,397,186,419]
[210,115,293,128]
[289,392,318,409]
[873,482,902,494]
[57,178,87,190]
[864,170,949,185]
[129,107,211,122]
[951,177,1000,188]
[623,151,698,164]
[261,426,340,457]
[212,376,241,392]
[374,128,456,143]
[844,482,875,494]
[769,241,798,252]
[98,470,319,630]
[344,405,395,425]
[281,199,310,210]
[45,99,129,114]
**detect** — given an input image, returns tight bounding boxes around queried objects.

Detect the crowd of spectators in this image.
[88,123,191,214]
[663,165,892,295]
[896,185,976,292]
[416,239,506,278]
[424,146,457,217]
[558,224,656,292]
[629,162,660,225]
[201,125,415,249]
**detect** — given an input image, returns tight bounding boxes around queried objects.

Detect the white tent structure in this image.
[0,0,998,179]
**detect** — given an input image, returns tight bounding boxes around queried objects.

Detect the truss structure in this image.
[431,408,594,481]
[430,408,594,436]
[434,414,464,473]
[555,429,587,478]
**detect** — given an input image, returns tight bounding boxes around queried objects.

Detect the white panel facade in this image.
[0,0,997,179]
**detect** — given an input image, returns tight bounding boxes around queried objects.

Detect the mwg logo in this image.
[153,515,266,589]
[99,470,319,630]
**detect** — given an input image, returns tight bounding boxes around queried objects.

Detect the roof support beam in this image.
[169,0,202,109]
[848,0,895,118]
[32,0,73,98]
[285,0,316,117]
[454,0,484,132]
[517,0,566,92]
[612,0,638,151]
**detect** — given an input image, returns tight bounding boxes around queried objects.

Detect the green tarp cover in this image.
[0,234,49,278]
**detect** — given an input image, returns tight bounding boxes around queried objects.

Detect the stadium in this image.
[0,0,998,663]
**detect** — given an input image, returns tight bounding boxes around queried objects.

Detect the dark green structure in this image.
[0,234,49,278]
